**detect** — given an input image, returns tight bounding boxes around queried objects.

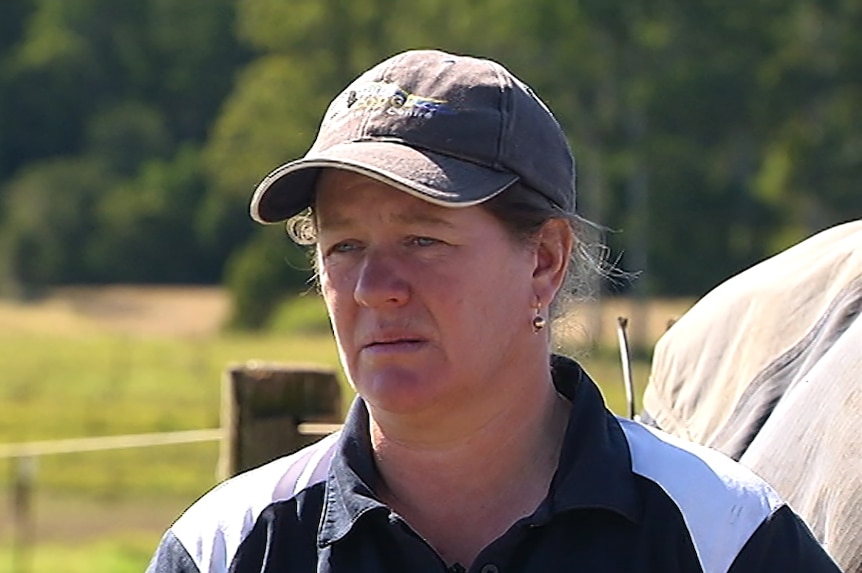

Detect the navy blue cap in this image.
[250,50,576,223]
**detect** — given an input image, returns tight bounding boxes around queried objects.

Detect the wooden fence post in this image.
[11,456,35,573]
[218,362,342,480]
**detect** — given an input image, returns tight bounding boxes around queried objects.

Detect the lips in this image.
[365,338,425,348]
[360,331,428,352]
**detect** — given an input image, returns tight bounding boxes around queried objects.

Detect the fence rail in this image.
[0,428,225,459]
[2,363,344,573]
[0,424,343,460]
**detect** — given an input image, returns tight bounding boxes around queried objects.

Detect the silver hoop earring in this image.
[532,308,546,332]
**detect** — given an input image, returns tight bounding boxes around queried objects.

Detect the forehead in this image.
[314,170,463,228]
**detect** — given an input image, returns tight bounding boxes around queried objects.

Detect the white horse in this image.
[641,220,861,572]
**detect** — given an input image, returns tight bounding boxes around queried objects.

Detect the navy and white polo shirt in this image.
[146,355,839,573]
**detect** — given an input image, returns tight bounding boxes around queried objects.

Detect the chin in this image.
[353,364,447,416]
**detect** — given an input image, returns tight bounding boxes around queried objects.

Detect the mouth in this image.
[366,338,424,347]
[362,336,427,353]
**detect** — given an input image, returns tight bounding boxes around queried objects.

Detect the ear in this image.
[532,218,574,309]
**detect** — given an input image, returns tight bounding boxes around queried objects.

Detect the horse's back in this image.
[642,219,862,572]
[740,314,861,572]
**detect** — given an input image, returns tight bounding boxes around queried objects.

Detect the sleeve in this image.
[727,505,843,573]
[145,530,202,573]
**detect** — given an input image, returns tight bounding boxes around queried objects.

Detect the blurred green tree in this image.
[0,0,249,292]
[86,145,219,283]
[0,157,115,292]
[0,0,859,315]
[224,227,314,330]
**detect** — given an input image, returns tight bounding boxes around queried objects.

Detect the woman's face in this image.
[314,170,543,420]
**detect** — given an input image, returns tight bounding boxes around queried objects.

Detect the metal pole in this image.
[616,316,636,420]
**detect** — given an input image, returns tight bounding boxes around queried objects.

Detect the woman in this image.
[147,49,840,573]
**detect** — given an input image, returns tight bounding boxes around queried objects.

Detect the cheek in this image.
[463,260,533,325]
[320,258,356,298]
[320,271,354,329]
[432,277,500,338]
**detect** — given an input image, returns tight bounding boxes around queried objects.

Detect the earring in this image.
[532,305,547,332]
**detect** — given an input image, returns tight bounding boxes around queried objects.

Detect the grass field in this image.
[0,286,692,572]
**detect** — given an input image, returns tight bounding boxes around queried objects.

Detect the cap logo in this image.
[387,86,454,119]
[326,81,455,127]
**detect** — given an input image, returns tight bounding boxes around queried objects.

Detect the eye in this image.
[325,240,362,255]
[409,236,440,247]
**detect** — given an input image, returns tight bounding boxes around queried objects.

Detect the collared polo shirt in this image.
[146,355,839,573]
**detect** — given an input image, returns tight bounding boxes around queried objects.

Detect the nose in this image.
[353,251,410,308]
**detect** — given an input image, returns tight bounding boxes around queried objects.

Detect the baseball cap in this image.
[250,49,576,224]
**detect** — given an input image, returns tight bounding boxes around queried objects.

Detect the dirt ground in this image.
[0,285,229,337]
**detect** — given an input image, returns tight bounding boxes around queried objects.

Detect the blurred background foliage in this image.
[0,0,860,326]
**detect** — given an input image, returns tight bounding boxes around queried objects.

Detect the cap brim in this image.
[250,141,519,223]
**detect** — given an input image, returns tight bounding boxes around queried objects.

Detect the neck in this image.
[368,363,570,567]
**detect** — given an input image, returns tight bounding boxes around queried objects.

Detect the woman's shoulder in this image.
[155,431,341,573]
[619,418,780,501]
[618,419,788,572]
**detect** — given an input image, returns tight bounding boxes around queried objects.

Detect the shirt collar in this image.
[318,354,640,547]
[542,354,640,523]
[318,397,387,547]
